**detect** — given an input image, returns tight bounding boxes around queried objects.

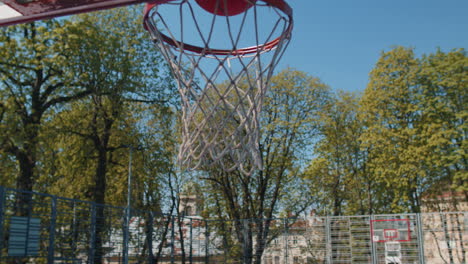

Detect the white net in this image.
[144,0,292,175]
[385,242,401,252]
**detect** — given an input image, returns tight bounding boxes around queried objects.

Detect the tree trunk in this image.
[240,220,253,264]
[253,219,271,264]
[15,150,35,192]
[14,147,37,220]
[92,148,107,264]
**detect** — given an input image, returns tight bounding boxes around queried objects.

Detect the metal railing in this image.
[0,186,466,264]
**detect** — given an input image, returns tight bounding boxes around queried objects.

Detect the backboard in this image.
[0,0,148,27]
[370,219,411,243]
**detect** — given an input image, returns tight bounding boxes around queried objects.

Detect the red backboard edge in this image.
[0,0,150,27]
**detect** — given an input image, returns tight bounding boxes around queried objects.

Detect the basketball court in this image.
[0,2,466,264]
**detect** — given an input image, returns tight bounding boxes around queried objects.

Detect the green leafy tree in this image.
[32,7,175,262]
[33,6,173,203]
[305,92,373,215]
[359,47,467,213]
[0,102,16,187]
[304,47,466,216]
[417,49,467,206]
[42,99,177,262]
[359,47,426,213]
[0,20,95,193]
[415,49,467,264]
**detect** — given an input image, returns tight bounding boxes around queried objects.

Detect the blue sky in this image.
[3,0,466,94]
[48,0,465,94]
[279,0,468,93]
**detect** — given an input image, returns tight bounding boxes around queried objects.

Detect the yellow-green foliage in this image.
[306,47,466,215]
[0,7,176,210]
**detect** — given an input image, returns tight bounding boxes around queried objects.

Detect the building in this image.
[421,191,467,264]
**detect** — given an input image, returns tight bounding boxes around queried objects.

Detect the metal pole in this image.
[243,220,249,264]
[416,213,425,264]
[370,215,378,264]
[189,218,193,264]
[325,216,331,264]
[205,221,209,264]
[47,196,57,264]
[89,202,97,264]
[123,146,133,264]
[171,217,175,264]
[0,186,6,260]
[72,201,77,254]
[284,218,289,264]
[123,207,129,264]
[147,211,154,264]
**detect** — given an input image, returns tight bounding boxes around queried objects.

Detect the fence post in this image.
[147,211,154,264]
[171,217,175,264]
[72,201,77,254]
[189,218,193,264]
[88,202,97,264]
[284,218,289,264]
[242,219,249,264]
[205,220,209,264]
[370,215,378,264]
[325,216,331,264]
[0,186,5,260]
[47,196,57,264]
[416,213,425,264]
[123,207,130,264]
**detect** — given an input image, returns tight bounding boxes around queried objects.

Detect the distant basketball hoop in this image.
[371,219,411,243]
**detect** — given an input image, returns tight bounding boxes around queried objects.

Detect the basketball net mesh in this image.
[144,0,292,176]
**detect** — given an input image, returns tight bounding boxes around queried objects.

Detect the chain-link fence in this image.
[0,186,466,263]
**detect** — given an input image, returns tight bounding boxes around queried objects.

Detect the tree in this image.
[359,47,467,213]
[0,101,16,187]
[202,68,331,264]
[305,92,373,215]
[303,47,466,215]
[30,6,173,201]
[417,48,467,205]
[32,7,175,263]
[359,46,426,213]
[0,20,95,193]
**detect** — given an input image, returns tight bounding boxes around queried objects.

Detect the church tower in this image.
[178,182,204,217]
[178,194,203,216]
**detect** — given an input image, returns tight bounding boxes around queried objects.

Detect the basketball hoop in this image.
[370,219,411,243]
[143,0,293,175]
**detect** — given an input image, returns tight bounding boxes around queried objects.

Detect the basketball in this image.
[195,0,256,16]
